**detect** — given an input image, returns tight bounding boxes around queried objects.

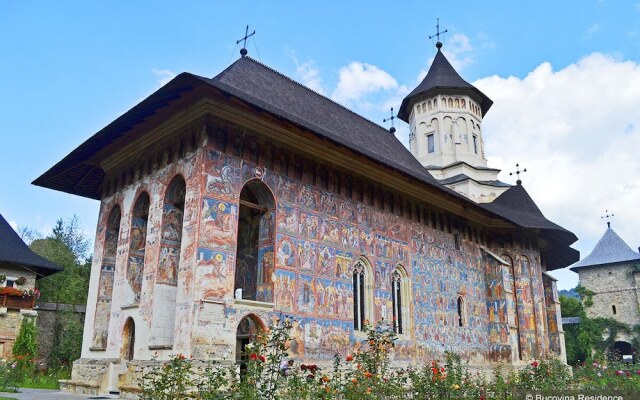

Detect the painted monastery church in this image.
[34,40,579,395]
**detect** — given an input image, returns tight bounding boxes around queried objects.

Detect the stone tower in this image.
[397,42,509,203]
[570,225,640,356]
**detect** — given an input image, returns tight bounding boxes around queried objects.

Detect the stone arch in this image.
[128,192,150,303]
[235,179,276,302]
[610,341,634,360]
[92,204,121,349]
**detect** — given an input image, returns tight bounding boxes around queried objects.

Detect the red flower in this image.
[259,355,266,363]
[346,355,354,362]
[250,353,257,360]
[301,364,308,371]
[531,361,539,368]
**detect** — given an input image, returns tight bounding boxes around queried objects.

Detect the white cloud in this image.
[296,61,324,94]
[8,220,17,231]
[474,52,640,289]
[331,62,398,105]
[152,68,177,87]
[586,23,601,36]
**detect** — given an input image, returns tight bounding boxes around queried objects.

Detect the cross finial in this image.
[601,210,614,228]
[236,25,256,57]
[383,107,397,134]
[509,163,527,185]
[429,18,448,50]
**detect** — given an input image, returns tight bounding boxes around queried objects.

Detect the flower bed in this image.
[0,288,38,310]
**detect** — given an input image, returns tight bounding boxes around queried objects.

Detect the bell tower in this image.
[398,40,509,203]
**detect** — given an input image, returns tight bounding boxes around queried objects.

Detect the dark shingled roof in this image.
[570,228,640,271]
[398,47,493,122]
[482,184,579,269]
[0,213,62,277]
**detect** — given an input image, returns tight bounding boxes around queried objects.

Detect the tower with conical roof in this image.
[570,224,640,355]
[398,41,509,203]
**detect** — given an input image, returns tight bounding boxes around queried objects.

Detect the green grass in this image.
[0,397,17,400]
[17,375,60,390]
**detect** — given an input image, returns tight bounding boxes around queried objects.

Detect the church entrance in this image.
[610,341,634,361]
[234,180,275,302]
[236,314,264,378]
[122,318,135,361]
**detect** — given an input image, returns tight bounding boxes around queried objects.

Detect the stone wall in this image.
[35,302,85,364]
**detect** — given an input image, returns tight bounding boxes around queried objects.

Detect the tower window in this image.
[427,134,435,153]
[612,305,617,315]
[454,233,461,250]
[473,135,478,154]
[353,262,366,331]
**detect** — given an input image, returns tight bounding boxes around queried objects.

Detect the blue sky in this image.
[1,1,639,289]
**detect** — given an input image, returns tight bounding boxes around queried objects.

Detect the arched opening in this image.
[457,296,465,327]
[236,314,265,377]
[92,205,121,349]
[610,341,634,361]
[122,317,136,361]
[159,176,186,285]
[235,180,275,302]
[128,192,150,303]
[391,266,409,334]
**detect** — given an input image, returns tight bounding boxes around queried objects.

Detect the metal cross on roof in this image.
[383,107,397,134]
[509,163,527,185]
[429,18,448,49]
[237,25,256,57]
[601,209,615,228]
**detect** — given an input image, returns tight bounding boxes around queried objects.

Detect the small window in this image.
[353,262,366,331]
[454,233,461,250]
[612,305,617,315]
[473,135,478,154]
[457,297,465,327]
[391,269,403,334]
[5,279,15,288]
[427,134,435,153]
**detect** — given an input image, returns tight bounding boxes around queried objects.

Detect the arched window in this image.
[235,180,275,302]
[391,266,409,334]
[159,176,186,285]
[128,192,150,303]
[457,296,465,327]
[353,258,373,331]
[92,205,121,349]
[448,98,453,108]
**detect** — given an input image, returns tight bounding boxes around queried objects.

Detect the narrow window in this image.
[454,233,461,250]
[391,269,404,334]
[427,134,435,153]
[235,180,275,302]
[5,279,15,288]
[353,262,366,331]
[457,296,464,327]
[612,305,617,315]
[473,135,478,154]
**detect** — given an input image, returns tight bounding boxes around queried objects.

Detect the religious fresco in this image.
[199,198,238,251]
[92,206,121,348]
[274,270,296,312]
[127,193,150,303]
[297,274,316,314]
[543,276,562,355]
[158,176,186,285]
[204,150,241,200]
[297,240,317,272]
[196,248,234,300]
[276,234,296,268]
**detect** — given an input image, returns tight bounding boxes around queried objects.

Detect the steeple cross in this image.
[429,18,448,48]
[237,25,256,57]
[383,107,397,134]
[509,163,527,185]
[601,210,615,228]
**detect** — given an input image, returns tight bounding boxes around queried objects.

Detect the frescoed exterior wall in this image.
[74,123,557,395]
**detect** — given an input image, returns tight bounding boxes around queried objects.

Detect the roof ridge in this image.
[220,56,394,136]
